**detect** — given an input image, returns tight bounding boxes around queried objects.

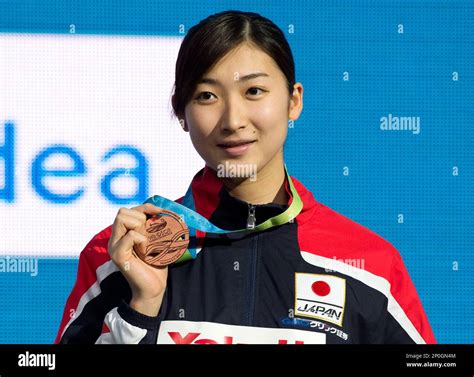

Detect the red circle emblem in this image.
[311,281,331,296]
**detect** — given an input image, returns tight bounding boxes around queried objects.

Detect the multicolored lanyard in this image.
[144,165,303,264]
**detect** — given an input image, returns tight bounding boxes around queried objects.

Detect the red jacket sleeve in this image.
[384,250,436,344]
[54,226,113,344]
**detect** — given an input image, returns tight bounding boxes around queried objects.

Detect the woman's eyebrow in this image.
[238,72,270,81]
[197,72,270,86]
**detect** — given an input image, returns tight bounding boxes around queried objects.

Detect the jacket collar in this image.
[185,165,318,229]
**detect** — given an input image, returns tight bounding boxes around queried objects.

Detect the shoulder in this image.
[77,225,114,276]
[298,200,402,282]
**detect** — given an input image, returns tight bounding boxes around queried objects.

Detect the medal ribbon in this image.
[144,165,303,264]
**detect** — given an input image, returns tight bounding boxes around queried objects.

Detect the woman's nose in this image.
[220,97,249,132]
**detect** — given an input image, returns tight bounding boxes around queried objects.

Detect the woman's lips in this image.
[217,140,256,157]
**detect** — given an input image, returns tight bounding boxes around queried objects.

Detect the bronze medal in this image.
[134,209,189,267]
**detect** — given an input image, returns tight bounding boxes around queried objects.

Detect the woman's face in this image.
[183,42,303,176]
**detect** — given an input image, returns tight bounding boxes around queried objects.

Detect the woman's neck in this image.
[218,154,289,206]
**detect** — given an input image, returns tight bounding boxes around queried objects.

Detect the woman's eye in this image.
[247,87,265,96]
[195,92,216,101]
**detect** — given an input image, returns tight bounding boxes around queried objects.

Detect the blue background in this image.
[0,0,472,343]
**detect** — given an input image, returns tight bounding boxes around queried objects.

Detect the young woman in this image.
[55,10,435,344]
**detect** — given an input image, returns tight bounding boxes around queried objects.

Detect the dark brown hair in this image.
[171,10,295,119]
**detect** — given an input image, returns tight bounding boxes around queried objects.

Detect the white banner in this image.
[0,34,203,256]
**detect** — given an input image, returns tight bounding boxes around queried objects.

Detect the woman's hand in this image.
[108,203,168,316]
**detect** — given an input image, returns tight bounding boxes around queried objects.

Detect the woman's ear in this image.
[172,94,188,131]
[179,118,189,132]
[288,83,303,121]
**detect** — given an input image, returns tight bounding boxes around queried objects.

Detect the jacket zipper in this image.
[247,204,256,229]
[246,203,258,325]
